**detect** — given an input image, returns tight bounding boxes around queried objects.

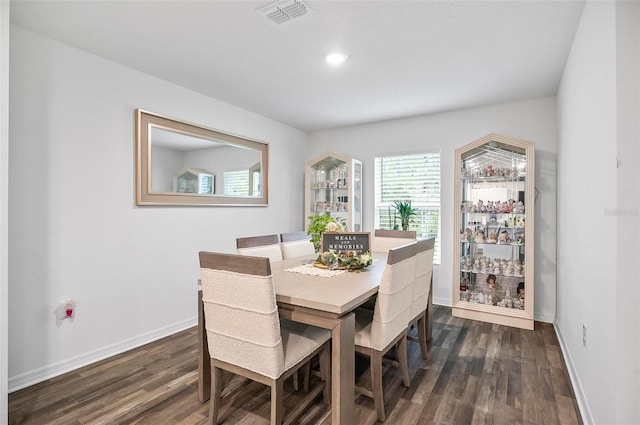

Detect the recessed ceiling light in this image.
[326,52,347,66]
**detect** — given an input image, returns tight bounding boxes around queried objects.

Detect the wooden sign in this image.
[321,232,371,254]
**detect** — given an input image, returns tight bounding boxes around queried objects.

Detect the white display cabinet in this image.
[305,151,362,232]
[453,134,535,330]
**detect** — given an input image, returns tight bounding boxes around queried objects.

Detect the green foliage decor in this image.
[307,214,344,251]
[393,200,418,231]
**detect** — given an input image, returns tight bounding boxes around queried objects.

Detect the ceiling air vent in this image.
[259,0,310,25]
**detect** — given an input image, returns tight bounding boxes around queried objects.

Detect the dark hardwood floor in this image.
[8,306,582,425]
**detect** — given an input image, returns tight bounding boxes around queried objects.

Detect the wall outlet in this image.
[582,324,587,346]
[57,300,75,320]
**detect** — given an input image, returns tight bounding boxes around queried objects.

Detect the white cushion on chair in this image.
[201,267,329,380]
[202,269,284,378]
[355,256,416,351]
[237,244,283,262]
[280,320,331,373]
[411,249,434,319]
[372,237,415,253]
[281,239,315,259]
[354,307,374,348]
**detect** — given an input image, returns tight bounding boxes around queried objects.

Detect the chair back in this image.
[236,234,283,263]
[372,229,417,253]
[199,251,285,379]
[370,241,417,351]
[411,238,435,321]
[280,231,315,259]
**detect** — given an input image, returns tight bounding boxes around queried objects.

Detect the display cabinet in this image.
[453,134,535,330]
[305,151,362,232]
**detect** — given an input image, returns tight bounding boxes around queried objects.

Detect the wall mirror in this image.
[136,109,269,206]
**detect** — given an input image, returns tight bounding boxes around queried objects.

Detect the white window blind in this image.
[223,170,249,196]
[374,151,441,264]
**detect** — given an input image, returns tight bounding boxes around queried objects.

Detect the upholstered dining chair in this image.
[353,241,417,422]
[407,238,435,360]
[236,234,283,263]
[372,229,417,253]
[279,231,315,259]
[199,251,331,425]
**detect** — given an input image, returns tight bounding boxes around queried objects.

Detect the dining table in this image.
[197,252,433,424]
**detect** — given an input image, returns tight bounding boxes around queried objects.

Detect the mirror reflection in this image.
[136,109,269,206]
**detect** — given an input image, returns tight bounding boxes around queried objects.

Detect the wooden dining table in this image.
[197,252,433,424]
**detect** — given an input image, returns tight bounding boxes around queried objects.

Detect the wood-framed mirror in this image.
[135,109,269,206]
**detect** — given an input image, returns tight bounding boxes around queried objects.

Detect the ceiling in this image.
[9,0,586,132]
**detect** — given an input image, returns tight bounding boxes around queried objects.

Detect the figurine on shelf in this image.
[514,201,525,214]
[484,274,505,305]
[485,165,494,176]
[477,199,486,213]
[460,277,469,292]
[486,231,497,244]
[505,263,515,276]
[498,230,510,244]
[475,229,485,243]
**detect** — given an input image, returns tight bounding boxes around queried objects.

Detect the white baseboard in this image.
[432,296,451,307]
[554,320,593,425]
[8,317,197,393]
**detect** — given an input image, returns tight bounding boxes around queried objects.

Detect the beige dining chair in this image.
[353,241,417,422]
[407,238,435,360]
[280,231,315,259]
[199,251,331,425]
[236,234,283,263]
[372,229,417,253]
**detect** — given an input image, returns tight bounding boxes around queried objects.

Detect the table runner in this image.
[285,263,346,278]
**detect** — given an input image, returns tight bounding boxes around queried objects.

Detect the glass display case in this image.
[453,134,535,330]
[305,151,362,232]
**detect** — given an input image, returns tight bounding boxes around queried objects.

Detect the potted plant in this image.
[393,200,417,231]
[307,215,345,252]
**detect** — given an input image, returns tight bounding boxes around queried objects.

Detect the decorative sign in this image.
[321,232,371,254]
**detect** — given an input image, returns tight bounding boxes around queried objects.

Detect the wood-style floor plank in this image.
[9,306,582,425]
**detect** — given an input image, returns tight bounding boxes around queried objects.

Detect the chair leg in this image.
[209,361,223,425]
[417,314,428,360]
[371,351,386,422]
[303,361,311,393]
[397,334,410,387]
[293,369,300,391]
[319,342,331,403]
[271,378,284,425]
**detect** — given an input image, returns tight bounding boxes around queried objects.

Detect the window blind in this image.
[375,152,441,264]
[223,170,249,196]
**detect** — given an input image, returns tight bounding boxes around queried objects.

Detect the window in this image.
[223,170,249,196]
[375,151,441,264]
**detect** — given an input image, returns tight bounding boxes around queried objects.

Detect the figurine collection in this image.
[460,255,523,276]
[459,274,525,310]
[461,198,525,214]
[461,164,523,179]
[460,227,524,245]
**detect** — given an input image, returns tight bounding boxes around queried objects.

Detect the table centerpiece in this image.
[314,249,373,271]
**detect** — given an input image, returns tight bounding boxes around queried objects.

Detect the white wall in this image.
[308,97,558,322]
[7,26,308,391]
[557,1,639,423]
[1,1,10,421]
[615,1,640,422]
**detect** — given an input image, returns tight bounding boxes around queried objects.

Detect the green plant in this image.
[307,215,344,251]
[393,200,418,231]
